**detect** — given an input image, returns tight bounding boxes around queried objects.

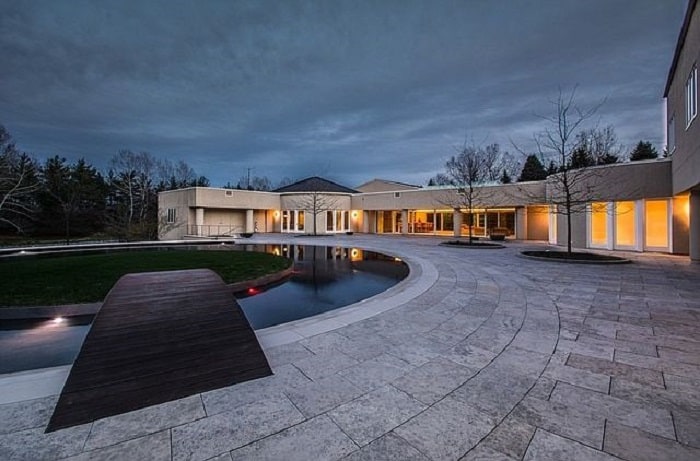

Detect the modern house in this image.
[158,0,699,261]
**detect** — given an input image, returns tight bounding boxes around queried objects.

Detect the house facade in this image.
[665,0,700,260]
[158,163,690,258]
[158,0,699,261]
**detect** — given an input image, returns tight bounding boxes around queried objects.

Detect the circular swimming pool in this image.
[0,244,408,373]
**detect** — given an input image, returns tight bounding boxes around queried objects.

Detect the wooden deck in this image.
[46,269,271,432]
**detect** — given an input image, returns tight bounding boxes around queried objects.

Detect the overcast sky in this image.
[1,0,688,188]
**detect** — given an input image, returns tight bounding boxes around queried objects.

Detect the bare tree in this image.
[0,126,39,233]
[276,177,296,189]
[572,125,622,166]
[482,143,519,182]
[107,150,158,239]
[236,175,272,191]
[290,192,340,236]
[437,140,495,242]
[534,88,606,254]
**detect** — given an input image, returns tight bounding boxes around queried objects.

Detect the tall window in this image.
[166,208,176,223]
[335,210,342,231]
[644,200,668,249]
[615,201,636,247]
[590,202,608,246]
[687,66,697,128]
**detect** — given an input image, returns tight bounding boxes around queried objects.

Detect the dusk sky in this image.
[1,1,688,188]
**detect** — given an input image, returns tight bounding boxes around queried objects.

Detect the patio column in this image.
[516,207,527,240]
[195,208,204,236]
[401,209,409,235]
[362,211,370,233]
[245,209,255,234]
[690,190,700,262]
[453,209,462,238]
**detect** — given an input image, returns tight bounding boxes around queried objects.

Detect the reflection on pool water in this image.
[236,244,408,329]
[0,315,93,374]
[0,244,407,374]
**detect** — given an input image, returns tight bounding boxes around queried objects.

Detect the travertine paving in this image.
[1,235,699,460]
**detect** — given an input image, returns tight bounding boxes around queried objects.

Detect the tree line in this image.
[430,129,660,186]
[0,125,210,242]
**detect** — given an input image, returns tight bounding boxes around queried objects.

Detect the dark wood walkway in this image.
[46,269,271,432]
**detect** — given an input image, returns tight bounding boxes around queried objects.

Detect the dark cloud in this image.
[1,0,687,187]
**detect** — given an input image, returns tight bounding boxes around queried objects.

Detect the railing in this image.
[188,225,242,237]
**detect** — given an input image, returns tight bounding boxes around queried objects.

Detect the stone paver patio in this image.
[1,234,700,460]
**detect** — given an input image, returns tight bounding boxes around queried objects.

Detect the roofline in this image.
[355,178,422,189]
[272,176,358,193]
[277,191,356,196]
[157,186,279,195]
[664,0,697,97]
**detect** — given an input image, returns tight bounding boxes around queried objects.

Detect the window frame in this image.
[686,65,697,129]
[166,208,176,224]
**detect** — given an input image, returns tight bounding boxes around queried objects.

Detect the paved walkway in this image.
[1,235,699,460]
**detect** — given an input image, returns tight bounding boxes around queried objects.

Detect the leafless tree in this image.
[573,125,622,165]
[239,175,272,191]
[158,159,196,189]
[290,192,340,235]
[482,144,519,182]
[534,87,606,254]
[437,140,496,242]
[107,150,158,239]
[276,177,296,189]
[0,126,39,233]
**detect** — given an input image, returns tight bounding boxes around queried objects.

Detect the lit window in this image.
[297,211,304,231]
[687,66,697,128]
[326,211,334,231]
[590,202,608,246]
[615,201,636,247]
[644,200,668,249]
[166,208,176,223]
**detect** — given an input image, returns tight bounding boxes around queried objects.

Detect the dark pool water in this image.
[0,244,407,374]
[236,244,408,329]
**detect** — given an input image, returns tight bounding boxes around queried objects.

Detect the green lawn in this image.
[0,250,291,306]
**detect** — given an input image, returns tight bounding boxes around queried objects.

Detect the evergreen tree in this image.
[569,146,595,169]
[597,153,619,165]
[38,157,107,242]
[629,141,658,161]
[500,168,512,184]
[518,154,548,181]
